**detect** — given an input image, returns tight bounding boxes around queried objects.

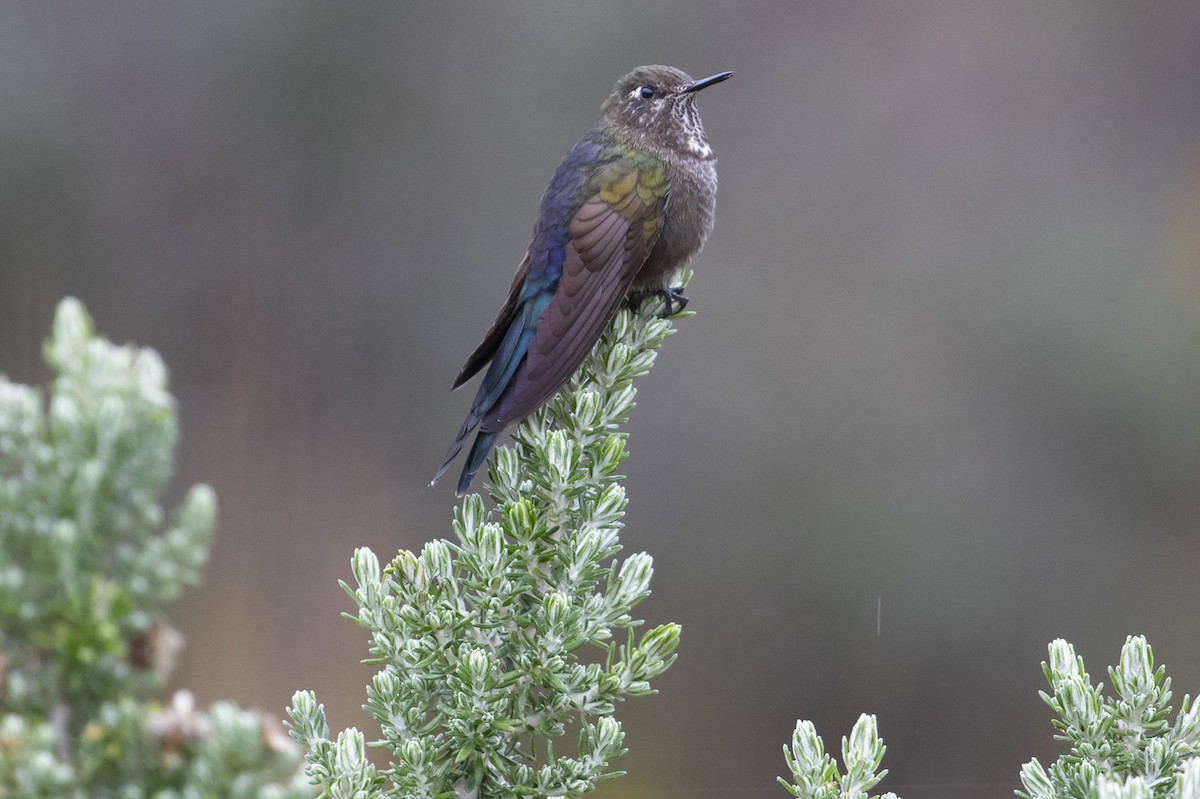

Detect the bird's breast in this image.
[632,158,718,292]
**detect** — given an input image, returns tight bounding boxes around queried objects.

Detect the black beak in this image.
[683,71,733,93]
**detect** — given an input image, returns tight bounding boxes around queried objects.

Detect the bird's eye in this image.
[639,85,657,99]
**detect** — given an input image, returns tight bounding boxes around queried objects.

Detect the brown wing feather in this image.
[451,252,530,390]
[479,194,661,431]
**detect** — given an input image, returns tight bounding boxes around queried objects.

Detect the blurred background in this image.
[3,2,1200,796]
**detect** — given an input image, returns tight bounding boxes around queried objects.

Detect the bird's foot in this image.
[629,285,689,317]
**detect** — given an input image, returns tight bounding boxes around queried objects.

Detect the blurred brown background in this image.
[3,2,1200,797]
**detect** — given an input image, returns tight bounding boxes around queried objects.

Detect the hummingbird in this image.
[433,65,732,496]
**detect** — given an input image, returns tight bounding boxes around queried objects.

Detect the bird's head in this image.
[600,65,732,159]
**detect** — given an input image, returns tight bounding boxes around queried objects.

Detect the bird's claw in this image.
[629,285,689,317]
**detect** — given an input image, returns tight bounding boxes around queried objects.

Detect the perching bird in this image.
[433,65,731,495]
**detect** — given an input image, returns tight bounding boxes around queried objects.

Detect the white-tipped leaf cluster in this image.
[779,714,899,799]
[1020,636,1200,799]
[289,299,686,799]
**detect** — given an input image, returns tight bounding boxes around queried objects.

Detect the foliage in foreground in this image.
[779,714,898,799]
[9,299,1198,799]
[1020,636,1200,799]
[288,296,687,799]
[774,636,1200,799]
[0,299,310,798]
